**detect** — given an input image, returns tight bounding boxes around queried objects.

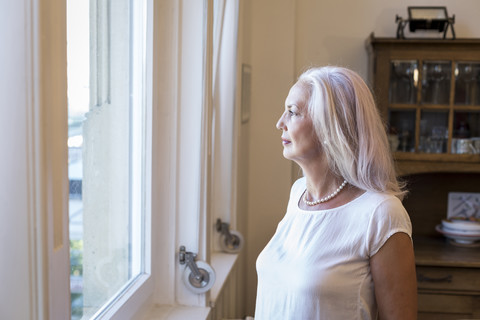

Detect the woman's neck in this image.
[301,160,342,200]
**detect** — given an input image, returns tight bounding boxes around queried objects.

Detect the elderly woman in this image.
[255,66,417,319]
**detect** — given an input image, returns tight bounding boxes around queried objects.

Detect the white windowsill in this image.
[210,252,239,304]
[143,252,239,320]
[145,305,211,320]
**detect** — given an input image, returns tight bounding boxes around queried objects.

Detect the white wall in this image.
[241,0,296,314]
[241,0,480,315]
[295,0,480,79]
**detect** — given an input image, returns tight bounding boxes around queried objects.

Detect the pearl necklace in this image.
[303,180,348,206]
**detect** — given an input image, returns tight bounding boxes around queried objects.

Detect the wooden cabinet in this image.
[366,34,480,176]
[415,237,480,320]
[367,35,480,319]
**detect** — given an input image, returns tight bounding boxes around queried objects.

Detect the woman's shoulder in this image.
[351,190,407,219]
[286,177,306,203]
[292,176,306,188]
[361,190,403,206]
[359,191,410,222]
[290,177,306,194]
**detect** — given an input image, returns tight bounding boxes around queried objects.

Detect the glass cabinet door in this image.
[421,61,452,105]
[385,57,480,155]
[389,60,418,104]
[369,37,480,166]
[419,110,449,153]
[452,111,480,154]
[388,110,416,152]
[454,62,480,106]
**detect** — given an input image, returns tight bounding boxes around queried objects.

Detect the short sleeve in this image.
[366,196,412,257]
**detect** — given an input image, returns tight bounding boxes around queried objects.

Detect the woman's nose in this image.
[276,113,285,131]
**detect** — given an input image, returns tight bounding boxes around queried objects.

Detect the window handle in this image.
[179,246,215,294]
[216,218,244,253]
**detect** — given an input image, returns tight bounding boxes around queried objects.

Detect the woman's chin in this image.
[282,150,294,161]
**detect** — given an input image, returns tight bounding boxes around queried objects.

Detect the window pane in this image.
[388,110,416,152]
[454,62,480,106]
[419,110,448,153]
[452,111,480,154]
[421,61,451,105]
[67,0,146,318]
[389,60,418,104]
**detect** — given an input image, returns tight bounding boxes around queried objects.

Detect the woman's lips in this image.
[282,138,291,145]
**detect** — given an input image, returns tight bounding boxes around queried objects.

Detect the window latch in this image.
[178,246,215,294]
[216,218,244,253]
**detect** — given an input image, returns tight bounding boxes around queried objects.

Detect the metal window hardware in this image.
[216,218,244,253]
[179,246,215,294]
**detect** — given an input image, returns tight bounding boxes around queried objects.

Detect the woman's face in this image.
[276,82,321,163]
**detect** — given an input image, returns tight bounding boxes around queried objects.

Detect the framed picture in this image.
[447,192,480,220]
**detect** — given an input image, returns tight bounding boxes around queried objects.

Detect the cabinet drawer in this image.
[417,266,480,292]
[418,292,475,313]
[418,292,480,319]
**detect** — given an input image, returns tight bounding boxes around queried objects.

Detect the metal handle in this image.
[179,246,202,280]
[417,273,452,283]
[216,219,235,244]
[216,219,244,253]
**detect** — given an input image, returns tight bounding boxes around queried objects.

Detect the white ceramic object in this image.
[436,225,480,244]
[441,219,480,233]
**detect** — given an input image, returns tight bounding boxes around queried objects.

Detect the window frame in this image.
[22,0,154,318]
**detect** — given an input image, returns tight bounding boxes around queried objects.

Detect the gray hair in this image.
[298,66,406,199]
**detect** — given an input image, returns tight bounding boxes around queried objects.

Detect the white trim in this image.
[95,275,154,320]
[1,1,67,318]
[37,0,70,318]
[151,0,179,306]
[144,305,211,320]
[26,0,45,318]
[143,0,154,289]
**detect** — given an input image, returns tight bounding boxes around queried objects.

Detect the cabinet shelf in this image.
[394,152,480,162]
[390,104,480,110]
[394,156,480,176]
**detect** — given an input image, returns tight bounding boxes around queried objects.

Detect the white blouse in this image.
[255,177,412,320]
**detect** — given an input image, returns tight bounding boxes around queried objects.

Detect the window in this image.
[67,0,150,318]
[4,0,238,318]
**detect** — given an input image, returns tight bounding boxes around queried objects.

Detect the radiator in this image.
[209,255,247,320]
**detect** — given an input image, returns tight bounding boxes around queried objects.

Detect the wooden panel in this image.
[414,236,480,268]
[418,312,472,320]
[402,172,480,236]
